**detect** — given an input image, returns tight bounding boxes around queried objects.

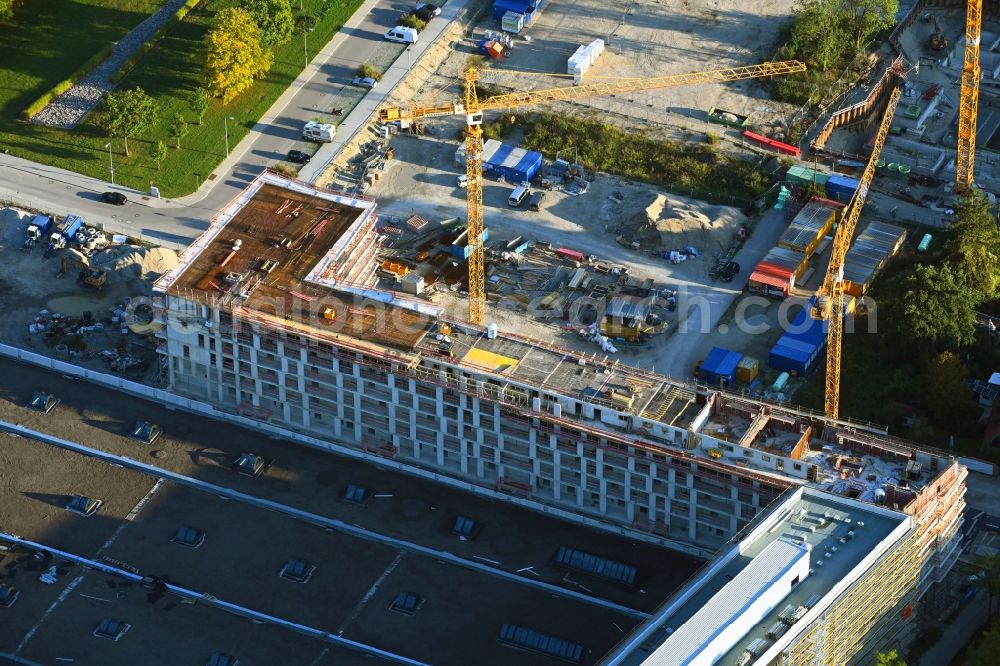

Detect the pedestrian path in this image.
[298,0,473,184]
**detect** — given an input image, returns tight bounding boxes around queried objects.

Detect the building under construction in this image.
[153,172,965,664]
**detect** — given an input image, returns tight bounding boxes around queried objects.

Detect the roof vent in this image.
[224,272,242,283]
[232,239,242,251]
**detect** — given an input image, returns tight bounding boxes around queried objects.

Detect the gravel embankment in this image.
[31,0,189,129]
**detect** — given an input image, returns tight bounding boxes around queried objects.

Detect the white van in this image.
[302,121,336,143]
[508,185,530,207]
[384,26,419,44]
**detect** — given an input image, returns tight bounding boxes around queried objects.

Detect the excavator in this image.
[927,14,949,52]
[58,248,107,290]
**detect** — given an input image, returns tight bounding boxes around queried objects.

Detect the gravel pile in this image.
[31,0,189,129]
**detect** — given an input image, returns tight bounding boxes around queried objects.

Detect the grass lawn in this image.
[1,0,364,197]
[0,0,167,117]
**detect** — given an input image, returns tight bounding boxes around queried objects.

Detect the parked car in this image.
[351,76,378,89]
[27,391,59,414]
[457,174,468,188]
[100,191,127,206]
[415,2,441,17]
[287,150,312,164]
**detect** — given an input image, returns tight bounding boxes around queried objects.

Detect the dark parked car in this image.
[414,3,439,20]
[100,191,127,206]
[287,150,311,165]
[27,391,59,414]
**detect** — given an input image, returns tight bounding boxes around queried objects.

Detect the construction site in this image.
[3,0,999,664]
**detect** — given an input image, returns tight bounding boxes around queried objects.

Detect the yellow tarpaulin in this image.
[463,347,519,372]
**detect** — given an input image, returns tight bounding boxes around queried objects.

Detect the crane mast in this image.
[381,60,807,326]
[812,83,903,419]
[957,0,983,192]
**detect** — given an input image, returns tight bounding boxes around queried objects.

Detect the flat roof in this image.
[155,171,433,351]
[611,488,911,665]
[655,538,810,664]
[0,358,707,664]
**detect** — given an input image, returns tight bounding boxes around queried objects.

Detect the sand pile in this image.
[90,245,179,283]
[617,192,747,251]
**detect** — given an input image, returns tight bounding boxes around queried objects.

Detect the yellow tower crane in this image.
[957,0,983,192]
[810,80,904,420]
[381,61,807,326]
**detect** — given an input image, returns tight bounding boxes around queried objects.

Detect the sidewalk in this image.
[297,0,473,184]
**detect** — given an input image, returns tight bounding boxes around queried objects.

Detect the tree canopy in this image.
[887,264,978,351]
[785,0,898,67]
[948,189,1000,303]
[0,0,15,22]
[873,651,906,666]
[240,0,294,46]
[94,87,157,156]
[204,7,273,103]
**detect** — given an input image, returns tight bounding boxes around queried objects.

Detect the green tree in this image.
[888,264,978,351]
[204,7,273,103]
[240,0,294,46]
[966,621,1000,665]
[788,1,849,71]
[188,88,210,126]
[948,190,1000,303]
[0,0,15,22]
[921,351,977,430]
[149,139,167,170]
[294,13,317,36]
[840,0,899,52]
[169,113,188,149]
[94,87,157,157]
[873,650,906,666]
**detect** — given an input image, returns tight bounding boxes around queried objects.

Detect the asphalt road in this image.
[0,0,425,250]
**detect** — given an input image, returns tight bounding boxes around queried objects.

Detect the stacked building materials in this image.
[701,347,744,386]
[825,174,861,203]
[779,197,841,256]
[842,221,907,296]
[455,139,543,184]
[748,246,807,298]
[567,39,605,83]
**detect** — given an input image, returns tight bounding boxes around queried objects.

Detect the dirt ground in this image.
[370,130,790,379]
[0,357,705,665]
[0,207,167,383]
[390,0,802,143]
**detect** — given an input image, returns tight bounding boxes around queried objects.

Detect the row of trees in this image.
[93,0,316,164]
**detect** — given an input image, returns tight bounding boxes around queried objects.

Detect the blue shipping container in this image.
[484,142,543,183]
[825,174,860,203]
[493,0,532,20]
[769,342,811,375]
[786,309,828,345]
[701,347,743,385]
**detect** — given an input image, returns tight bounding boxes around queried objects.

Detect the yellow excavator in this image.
[927,14,948,52]
[58,248,107,290]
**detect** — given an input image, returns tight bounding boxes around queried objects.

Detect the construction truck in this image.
[44,214,84,258]
[58,248,107,289]
[23,214,54,251]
